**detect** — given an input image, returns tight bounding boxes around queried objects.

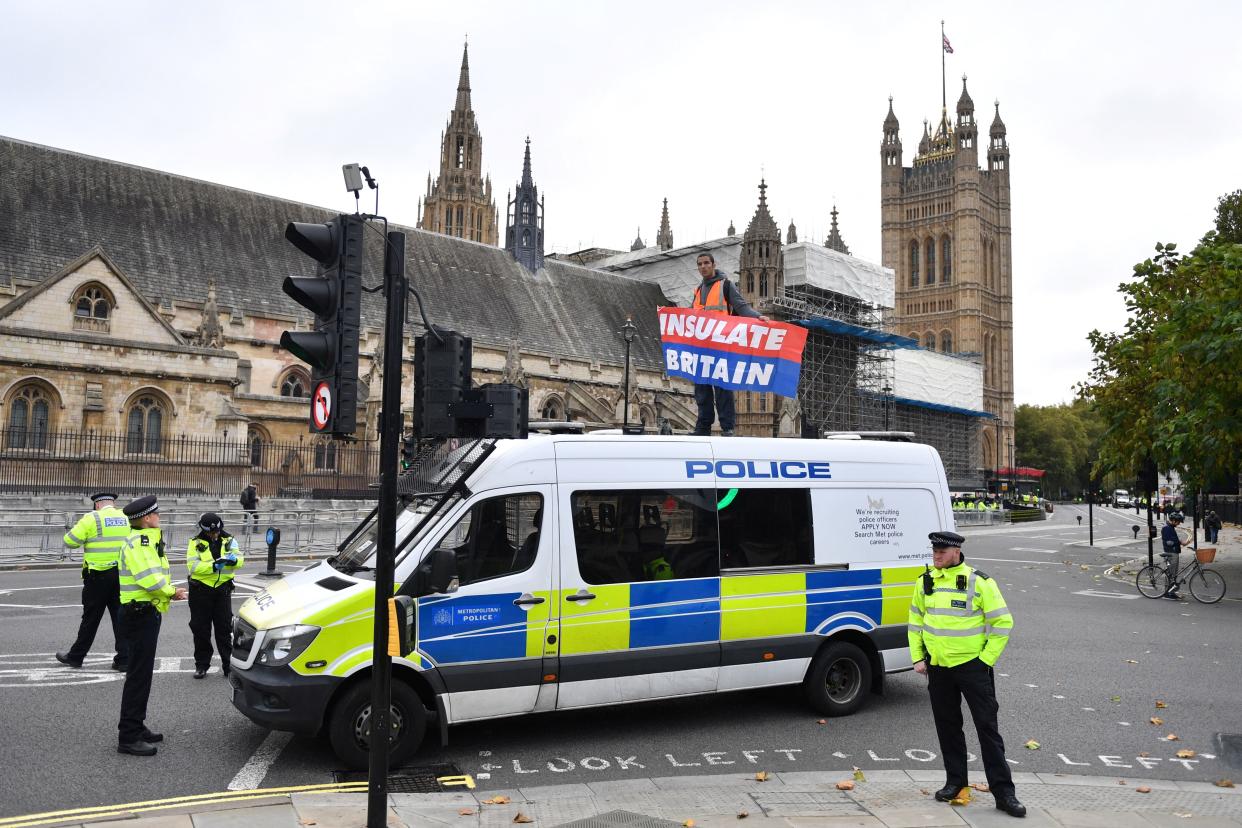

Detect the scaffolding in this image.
[891,403,984,490]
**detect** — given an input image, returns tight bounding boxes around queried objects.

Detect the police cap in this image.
[89,492,119,503]
[123,495,159,520]
[198,512,224,533]
[929,530,966,548]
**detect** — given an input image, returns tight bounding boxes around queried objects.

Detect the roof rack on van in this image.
[823,431,916,442]
[528,420,587,434]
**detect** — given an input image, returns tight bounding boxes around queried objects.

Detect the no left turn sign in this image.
[311,381,332,430]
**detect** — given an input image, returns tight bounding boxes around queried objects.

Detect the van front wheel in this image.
[328,680,428,771]
[804,641,871,716]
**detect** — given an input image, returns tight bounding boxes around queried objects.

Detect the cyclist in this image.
[1160,511,1192,599]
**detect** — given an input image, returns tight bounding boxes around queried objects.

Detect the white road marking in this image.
[227,730,293,791]
[0,584,82,592]
[970,557,1057,565]
[0,602,79,609]
[1073,589,1140,600]
[1010,547,1057,553]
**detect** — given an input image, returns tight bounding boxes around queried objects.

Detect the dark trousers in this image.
[242,507,258,533]
[693,383,735,434]
[67,567,129,667]
[188,580,233,671]
[117,604,162,744]
[927,659,1015,798]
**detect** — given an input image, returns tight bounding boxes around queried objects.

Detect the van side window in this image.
[432,493,543,587]
[718,488,813,569]
[572,489,719,585]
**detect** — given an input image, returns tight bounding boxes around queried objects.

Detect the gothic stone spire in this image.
[656,198,673,250]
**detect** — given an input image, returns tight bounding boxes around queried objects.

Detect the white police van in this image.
[230,435,952,768]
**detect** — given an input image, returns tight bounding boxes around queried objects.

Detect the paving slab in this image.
[191,803,302,828]
[866,805,966,826]
[1140,814,1242,827]
[957,805,1062,827]
[85,816,195,828]
[651,773,787,790]
[388,791,479,805]
[1042,810,1158,828]
[1175,782,1242,796]
[784,818,888,827]
[586,778,662,795]
[290,792,370,808]
[290,803,405,828]
[516,782,596,800]
[1035,773,1180,790]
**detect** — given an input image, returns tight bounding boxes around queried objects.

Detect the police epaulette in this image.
[973,570,990,580]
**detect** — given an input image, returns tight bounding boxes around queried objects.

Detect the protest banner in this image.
[657,307,807,397]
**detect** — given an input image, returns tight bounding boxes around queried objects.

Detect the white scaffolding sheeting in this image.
[892,348,984,412]
[595,238,742,306]
[783,243,895,310]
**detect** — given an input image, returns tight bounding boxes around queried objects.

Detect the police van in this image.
[230,435,952,769]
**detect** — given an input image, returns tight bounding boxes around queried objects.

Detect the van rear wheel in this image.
[328,680,427,771]
[804,641,871,716]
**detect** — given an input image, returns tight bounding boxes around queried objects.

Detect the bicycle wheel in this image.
[1136,564,1168,598]
[1188,568,1226,604]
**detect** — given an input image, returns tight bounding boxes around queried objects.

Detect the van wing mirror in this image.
[417,546,459,596]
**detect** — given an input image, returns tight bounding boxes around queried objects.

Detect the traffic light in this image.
[280,214,364,435]
[400,434,417,470]
[413,330,473,438]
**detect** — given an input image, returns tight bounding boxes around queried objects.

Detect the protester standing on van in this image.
[186,512,242,678]
[116,496,187,756]
[908,531,1025,818]
[690,252,767,436]
[56,492,131,671]
[239,482,259,534]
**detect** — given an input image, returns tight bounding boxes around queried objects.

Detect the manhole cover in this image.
[333,762,464,793]
[1216,733,1242,769]
[554,810,682,828]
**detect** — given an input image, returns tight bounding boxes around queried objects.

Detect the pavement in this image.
[10,768,1242,827]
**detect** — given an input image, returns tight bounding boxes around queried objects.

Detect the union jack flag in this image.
[943,34,954,53]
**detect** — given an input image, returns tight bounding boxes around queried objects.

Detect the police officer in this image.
[116,496,186,756]
[186,512,242,678]
[909,531,1025,818]
[56,492,131,671]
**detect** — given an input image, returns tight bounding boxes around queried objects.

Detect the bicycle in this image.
[1136,547,1226,603]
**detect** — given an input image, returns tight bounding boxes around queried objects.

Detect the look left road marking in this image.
[228,730,294,791]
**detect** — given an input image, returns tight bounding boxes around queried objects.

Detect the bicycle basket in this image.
[1196,547,1216,564]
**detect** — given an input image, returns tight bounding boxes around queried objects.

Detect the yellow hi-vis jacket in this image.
[908,561,1013,668]
[64,506,131,571]
[118,527,175,612]
[187,533,243,587]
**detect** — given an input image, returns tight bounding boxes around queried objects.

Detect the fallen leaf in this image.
[1150,717,1164,726]
[1166,733,1180,741]
[754,771,769,782]
[458,808,475,816]
[1024,739,1040,750]
[1081,564,1091,570]
[816,719,827,725]
[1216,779,1236,788]
[482,796,511,805]
[950,786,972,806]
[1156,700,1168,708]
[835,780,855,791]
[1136,786,1152,794]
[513,813,534,825]
[920,789,931,796]
[1174,813,1193,819]
[852,766,866,782]
[737,811,749,820]
[298,821,317,827]
[1176,749,1197,759]
[970,782,990,792]
[1110,696,1122,702]
[683,821,696,828]
[1118,780,1128,785]
[1125,659,1138,664]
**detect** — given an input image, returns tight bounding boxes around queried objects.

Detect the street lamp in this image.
[1008,438,1015,500]
[881,384,892,431]
[619,316,637,430]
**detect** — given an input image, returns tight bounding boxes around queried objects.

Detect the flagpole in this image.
[941,20,946,113]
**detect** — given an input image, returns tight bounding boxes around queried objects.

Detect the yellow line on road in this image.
[0,782,368,827]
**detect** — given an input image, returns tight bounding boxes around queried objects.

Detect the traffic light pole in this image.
[368,230,406,828]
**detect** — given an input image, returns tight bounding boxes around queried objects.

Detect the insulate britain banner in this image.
[658,307,808,397]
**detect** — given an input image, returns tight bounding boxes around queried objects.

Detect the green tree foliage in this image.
[1079,192,1242,491]
[1015,400,1105,497]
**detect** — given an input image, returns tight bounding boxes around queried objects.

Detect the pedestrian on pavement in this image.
[689,251,767,437]
[1160,511,1192,600]
[239,482,259,534]
[56,492,132,671]
[1205,510,1221,544]
[908,531,1025,818]
[186,512,243,679]
[116,496,187,757]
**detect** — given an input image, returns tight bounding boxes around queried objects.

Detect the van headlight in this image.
[256,624,320,666]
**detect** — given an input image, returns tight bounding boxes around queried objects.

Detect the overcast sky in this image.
[5,0,1239,405]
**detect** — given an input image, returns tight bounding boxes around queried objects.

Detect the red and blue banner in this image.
[658,308,808,397]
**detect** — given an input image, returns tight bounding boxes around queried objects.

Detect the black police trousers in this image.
[188,580,233,671]
[117,603,162,744]
[927,658,1015,797]
[67,567,129,667]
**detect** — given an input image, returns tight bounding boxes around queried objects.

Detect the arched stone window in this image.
[279,368,310,399]
[924,332,936,350]
[521,199,531,226]
[909,240,920,287]
[72,283,114,333]
[313,436,337,470]
[247,425,271,468]
[940,330,953,353]
[540,394,565,420]
[925,238,936,285]
[759,272,768,297]
[5,382,55,449]
[941,236,952,283]
[125,393,167,455]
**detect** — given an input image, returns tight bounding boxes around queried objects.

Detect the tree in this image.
[1079,192,1242,492]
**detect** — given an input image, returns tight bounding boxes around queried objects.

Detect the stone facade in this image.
[880,78,1014,472]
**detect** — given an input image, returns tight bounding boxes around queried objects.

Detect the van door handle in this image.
[513,594,545,607]
[565,590,596,603]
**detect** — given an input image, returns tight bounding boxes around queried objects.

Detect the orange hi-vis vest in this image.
[693,280,727,312]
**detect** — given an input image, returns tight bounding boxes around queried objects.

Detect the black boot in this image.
[934,783,966,802]
[55,652,83,668]
[995,794,1026,817]
[193,667,207,679]
[117,740,157,757]
[140,729,164,743]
